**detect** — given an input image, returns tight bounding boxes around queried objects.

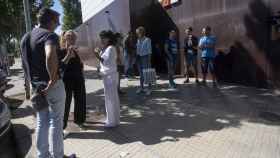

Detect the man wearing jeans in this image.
[136,26,152,95]
[164,30,179,89]
[124,31,136,78]
[21,8,75,158]
[199,26,217,86]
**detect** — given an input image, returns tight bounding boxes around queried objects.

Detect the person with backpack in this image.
[20,8,76,158]
[164,30,179,89]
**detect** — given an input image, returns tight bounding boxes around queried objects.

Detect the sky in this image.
[51,0,63,34]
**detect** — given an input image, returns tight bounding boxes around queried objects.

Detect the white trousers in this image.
[103,72,120,127]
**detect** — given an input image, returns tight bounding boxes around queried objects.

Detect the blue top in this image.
[165,39,178,54]
[136,37,152,56]
[199,35,216,58]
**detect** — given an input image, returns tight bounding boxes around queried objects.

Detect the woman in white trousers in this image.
[94,30,120,128]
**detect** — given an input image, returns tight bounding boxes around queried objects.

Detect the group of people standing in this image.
[121,25,218,91]
[19,6,219,158]
[165,26,217,88]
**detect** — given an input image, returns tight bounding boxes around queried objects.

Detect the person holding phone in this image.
[94,30,120,128]
[60,30,86,135]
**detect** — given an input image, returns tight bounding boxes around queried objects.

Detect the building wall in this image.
[77,0,280,87]
[77,0,131,67]
[80,0,115,22]
[130,0,280,87]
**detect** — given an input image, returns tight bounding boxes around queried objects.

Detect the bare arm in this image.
[42,44,59,93]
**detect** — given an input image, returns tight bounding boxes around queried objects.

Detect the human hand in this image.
[94,47,101,58]
[41,78,57,95]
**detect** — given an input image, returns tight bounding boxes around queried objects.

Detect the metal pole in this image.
[23,0,32,32]
[23,0,31,99]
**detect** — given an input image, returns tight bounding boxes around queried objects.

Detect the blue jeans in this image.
[166,53,178,85]
[136,55,151,89]
[124,50,136,77]
[36,80,66,158]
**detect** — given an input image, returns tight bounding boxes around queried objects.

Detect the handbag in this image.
[143,68,157,85]
[142,56,157,85]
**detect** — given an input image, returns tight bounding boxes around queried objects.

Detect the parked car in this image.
[0,98,17,158]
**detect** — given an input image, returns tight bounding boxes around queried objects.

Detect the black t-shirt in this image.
[60,49,84,80]
[28,27,60,84]
[184,35,198,54]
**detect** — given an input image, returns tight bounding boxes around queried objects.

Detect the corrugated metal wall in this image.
[130,0,280,87]
[76,0,280,87]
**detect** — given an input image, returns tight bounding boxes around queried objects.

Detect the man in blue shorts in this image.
[199,26,217,86]
[184,27,199,83]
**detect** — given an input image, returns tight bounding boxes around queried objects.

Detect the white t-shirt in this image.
[100,46,117,75]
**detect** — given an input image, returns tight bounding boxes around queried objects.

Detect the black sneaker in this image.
[213,81,218,87]
[202,80,207,85]
[118,90,126,95]
[184,79,190,83]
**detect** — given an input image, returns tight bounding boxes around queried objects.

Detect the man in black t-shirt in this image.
[20,8,75,158]
[184,27,199,83]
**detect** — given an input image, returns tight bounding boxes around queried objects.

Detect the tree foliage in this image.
[60,0,82,31]
[0,0,54,54]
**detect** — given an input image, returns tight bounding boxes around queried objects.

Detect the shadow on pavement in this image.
[11,105,35,119]
[68,82,280,145]
[4,95,25,110]
[12,124,33,158]
[9,68,24,77]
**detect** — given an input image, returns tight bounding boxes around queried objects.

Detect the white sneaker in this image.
[136,88,144,94]
[63,130,70,139]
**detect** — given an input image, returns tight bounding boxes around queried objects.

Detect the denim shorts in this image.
[185,52,197,66]
[201,57,215,74]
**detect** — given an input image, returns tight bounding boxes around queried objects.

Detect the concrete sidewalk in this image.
[7,59,280,158]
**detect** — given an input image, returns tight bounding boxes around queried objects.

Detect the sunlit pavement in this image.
[8,59,280,158]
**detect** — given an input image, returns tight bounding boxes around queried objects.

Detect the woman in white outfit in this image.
[94,30,120,128]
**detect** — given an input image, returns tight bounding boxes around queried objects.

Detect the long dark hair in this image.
[99,30,118,46]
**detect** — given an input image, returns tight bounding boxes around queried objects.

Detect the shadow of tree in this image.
[68,81,280,145]
[12,124,33,158]
[9,68,24,77]
[11,105,35,119]
[242,0,280,87]
[4,95,25,110]
[212,0,280,88]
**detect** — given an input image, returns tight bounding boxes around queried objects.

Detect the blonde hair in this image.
[60,30,77,49]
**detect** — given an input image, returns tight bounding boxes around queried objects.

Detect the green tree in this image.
[0,0,54,55]
[60,0,82,31]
